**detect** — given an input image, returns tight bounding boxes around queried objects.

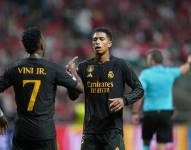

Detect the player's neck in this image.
[95,53,110,63]
[29,50,44,59]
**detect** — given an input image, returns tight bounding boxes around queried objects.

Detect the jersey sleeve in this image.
[120,61,144,105]
[0,68,12,92]
[77,63,83,78]
[169,67,181,79]
[67,88,80,101]
[56,66,77,89]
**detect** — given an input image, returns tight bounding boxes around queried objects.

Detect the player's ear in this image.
[108,40,112,48]
[40,34,46,51]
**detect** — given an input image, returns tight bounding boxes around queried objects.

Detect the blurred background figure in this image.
[131,49,191,150]
[0,0,191,149]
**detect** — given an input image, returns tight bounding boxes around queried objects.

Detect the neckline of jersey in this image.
[93,55,114,65]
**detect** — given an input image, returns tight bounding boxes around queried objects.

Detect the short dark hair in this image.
[22,27,41,54]
[92,27,112,41]
[148,49,163,64]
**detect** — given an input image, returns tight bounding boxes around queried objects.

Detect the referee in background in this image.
[132,49,191,150]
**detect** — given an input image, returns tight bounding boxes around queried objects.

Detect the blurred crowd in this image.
[0,0,191,125]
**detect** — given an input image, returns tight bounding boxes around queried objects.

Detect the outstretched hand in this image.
[0,116,8,135]
[66,56,78,75]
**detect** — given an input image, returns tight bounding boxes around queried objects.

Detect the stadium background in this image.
[0,0,191,149]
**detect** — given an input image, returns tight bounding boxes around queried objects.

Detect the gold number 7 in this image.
[23,80,41,111]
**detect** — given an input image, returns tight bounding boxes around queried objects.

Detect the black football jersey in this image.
[78,56,143,133]
[0,58,77,140]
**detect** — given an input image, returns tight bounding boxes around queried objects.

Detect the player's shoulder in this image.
[163,66,181,76]
[40,59,60,68]
[78,57,94,66]
[19,58,62,71]
[42,60,65,73]
[111,56,131,68]
[164,66,179,70]
[140,67,151,76]
[6,59,23,70]
[142,67,151,72]
[2,59,27,74]
[111,56,123,62]
[153,65,179,73]
[141,65,163,76]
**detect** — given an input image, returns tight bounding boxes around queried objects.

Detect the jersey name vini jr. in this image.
[17,67,46,75]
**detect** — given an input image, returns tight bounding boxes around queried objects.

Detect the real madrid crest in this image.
[107,71,114,79]
[86,65,94,78]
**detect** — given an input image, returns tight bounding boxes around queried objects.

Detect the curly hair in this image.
[92,27,113,41]
[22,27,41,54]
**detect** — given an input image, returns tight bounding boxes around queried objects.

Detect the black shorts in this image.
[81,129,125,150]
[142,110,173,143]
[12,137,57,150]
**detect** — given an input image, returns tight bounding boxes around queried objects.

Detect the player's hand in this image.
[66,56,78,75]
[0,116,8,135]
[131,113,140,125]
[109,98,124,112]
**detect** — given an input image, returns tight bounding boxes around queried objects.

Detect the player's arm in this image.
[109,61,144,112]
[56,66,83,101]
[122,62,144,105]
[132,98,143,113]
[65,56,84,94]
[57,69,83,100]
[64,56,84,100]
[66,70,83,101]
[67,88,81,101]
[131,98,143,125]
[179,54,191,75]
[56,56,83,95]
[131,71,147,124]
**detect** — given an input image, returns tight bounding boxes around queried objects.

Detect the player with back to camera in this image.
[66,27,144,150]
[132,49,191,150]
[0,27,83,150]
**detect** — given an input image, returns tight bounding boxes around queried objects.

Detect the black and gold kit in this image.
[0,58,77,141]
[78,56,144,134]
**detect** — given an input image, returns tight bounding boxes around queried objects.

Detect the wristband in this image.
[0,109,4,117]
